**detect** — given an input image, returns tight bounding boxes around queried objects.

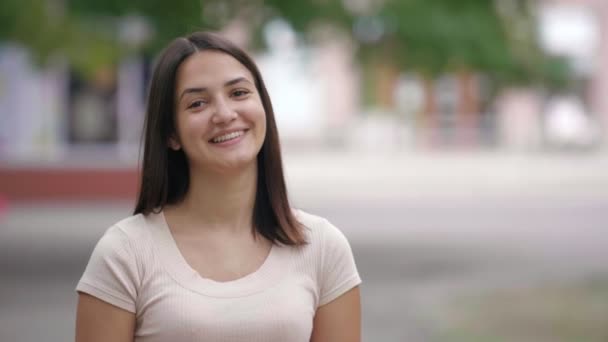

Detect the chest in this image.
[134,273,317,342]
[175,235,271,282]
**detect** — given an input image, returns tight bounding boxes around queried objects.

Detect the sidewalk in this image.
[283,149,608,200]
[2,149,607,248]
[3,147,607,200]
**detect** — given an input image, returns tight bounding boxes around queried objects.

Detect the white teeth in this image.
[212,131,244,143]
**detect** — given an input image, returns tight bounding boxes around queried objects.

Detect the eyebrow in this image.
[178,77,252,101]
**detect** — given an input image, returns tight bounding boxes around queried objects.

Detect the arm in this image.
[310,286,361,342]
[75,293,136,342]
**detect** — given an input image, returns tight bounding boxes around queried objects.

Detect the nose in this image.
[211,97,237,124]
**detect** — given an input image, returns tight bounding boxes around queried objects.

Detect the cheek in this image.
[182,115,209,135]
[237,101,266,133]
[175,115,211,149]
[254,111,267,141]
[258,111,267,130]
[247,103,266,128]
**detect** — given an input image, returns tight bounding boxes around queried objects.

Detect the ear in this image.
[168,135,181,151]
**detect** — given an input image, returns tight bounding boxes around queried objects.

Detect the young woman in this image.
[75,31,361,342]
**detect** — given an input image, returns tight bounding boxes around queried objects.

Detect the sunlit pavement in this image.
[1,150,608,341]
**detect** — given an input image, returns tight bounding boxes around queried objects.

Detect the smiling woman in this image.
[74,32,361,342]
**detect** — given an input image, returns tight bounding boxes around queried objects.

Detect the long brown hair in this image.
[134,31,306,245]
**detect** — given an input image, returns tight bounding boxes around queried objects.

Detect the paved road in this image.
[2,152,608,341]
[2,194,607,342]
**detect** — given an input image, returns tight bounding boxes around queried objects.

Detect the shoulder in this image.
[80,213,161,283]
[292,208,352,251]
[110,213,151,240]
[292,209,361,307]
[77,214,152,313]
[99,212,160,243]
[292,208,328,231]
[89,213,157,264]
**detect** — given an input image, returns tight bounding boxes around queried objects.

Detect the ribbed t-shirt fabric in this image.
[76,209,361,341]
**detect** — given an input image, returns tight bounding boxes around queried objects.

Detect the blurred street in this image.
[1,150,607,341]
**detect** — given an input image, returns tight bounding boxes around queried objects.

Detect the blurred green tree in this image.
[0,0,70,62]
[0,0,568,89]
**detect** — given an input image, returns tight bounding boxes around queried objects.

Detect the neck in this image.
[174,161,258,235]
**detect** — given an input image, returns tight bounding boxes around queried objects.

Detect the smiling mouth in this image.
[209,130,247,144]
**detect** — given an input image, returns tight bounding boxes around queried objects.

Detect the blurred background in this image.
[1,0,608,341]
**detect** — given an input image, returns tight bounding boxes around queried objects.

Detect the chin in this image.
[214,154,258,173]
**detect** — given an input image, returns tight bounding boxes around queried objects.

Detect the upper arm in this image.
[75,292,136,342]
[310,286,361,342]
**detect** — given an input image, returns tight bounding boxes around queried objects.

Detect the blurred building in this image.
[1,1,608,200]
[537,0,607,149]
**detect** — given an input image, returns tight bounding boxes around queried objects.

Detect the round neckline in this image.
[149,211,288,298]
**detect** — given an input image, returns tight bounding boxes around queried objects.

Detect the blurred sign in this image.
[68,67,118,144]
[539,3,600,75]
[257,20,323,142]
[394,74,424,118]
[0,45,64,160]
[545,95,598,147]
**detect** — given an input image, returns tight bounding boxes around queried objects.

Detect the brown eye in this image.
[232,89,250,97]
[188,100,206,109]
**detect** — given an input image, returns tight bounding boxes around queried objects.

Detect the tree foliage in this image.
[0,0,569,87]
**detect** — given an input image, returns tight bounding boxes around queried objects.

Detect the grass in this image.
[434,277,608,342]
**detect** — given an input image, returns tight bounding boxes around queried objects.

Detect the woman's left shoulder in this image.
[292,208,351,247]
[292,209,361,307]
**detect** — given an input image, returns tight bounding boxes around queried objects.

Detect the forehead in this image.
[175,50,255,91]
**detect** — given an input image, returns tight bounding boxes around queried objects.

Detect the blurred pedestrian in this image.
[74,31,361,342]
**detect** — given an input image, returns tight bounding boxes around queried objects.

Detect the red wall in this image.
[0,168,139,201]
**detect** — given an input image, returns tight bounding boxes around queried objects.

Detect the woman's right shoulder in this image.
[77,213,156,314]
[100,212,158,246]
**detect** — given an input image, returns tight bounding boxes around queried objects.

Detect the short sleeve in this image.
[76,225,140,313]
[318,219,361,307]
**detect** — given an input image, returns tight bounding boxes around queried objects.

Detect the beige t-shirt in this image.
[76,209,361,342]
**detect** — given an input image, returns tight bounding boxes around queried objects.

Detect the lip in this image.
[208,129,248,147]
[208,128,249,142]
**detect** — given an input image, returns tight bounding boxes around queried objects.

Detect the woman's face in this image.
[172,51,266,173]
